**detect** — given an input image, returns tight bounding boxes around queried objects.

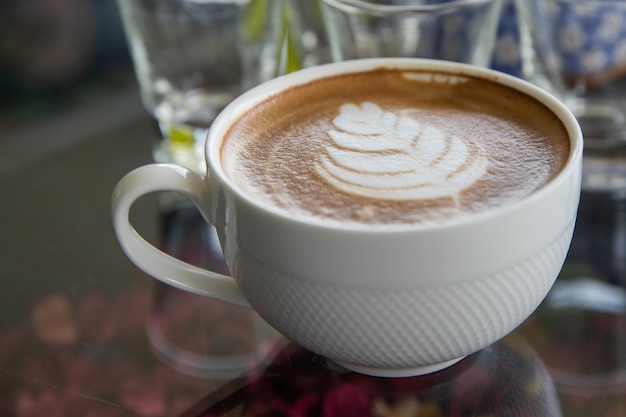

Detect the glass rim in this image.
[320,0,499,14]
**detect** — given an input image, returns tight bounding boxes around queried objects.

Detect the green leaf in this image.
[242,0,269,42]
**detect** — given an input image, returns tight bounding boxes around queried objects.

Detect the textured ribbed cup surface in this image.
[235,221,575,371]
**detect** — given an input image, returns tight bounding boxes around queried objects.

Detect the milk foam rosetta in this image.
[316,101,488,203]
[221,68,571,225]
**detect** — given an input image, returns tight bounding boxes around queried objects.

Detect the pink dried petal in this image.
[31,294,77,347]
[118,370,167,417]
[323,382,371,417]
[14,388,66,417]
[450,367,492,412]
[290,392,322,417]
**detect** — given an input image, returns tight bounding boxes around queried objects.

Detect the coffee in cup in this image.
[221,68,570,226]
[112,58,582,377]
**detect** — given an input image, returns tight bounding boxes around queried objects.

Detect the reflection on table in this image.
[187,333,561,417]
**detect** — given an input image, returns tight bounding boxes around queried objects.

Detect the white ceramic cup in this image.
[112,58,583,377]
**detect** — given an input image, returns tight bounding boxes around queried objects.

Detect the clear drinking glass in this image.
[320,0,505,68]
[238,1,331,90]
[117,0,249,174]
[525,0,626,193]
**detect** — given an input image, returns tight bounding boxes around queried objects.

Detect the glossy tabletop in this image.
[2,80,626,417]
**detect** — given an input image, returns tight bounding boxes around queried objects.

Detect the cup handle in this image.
[111,163,250,308]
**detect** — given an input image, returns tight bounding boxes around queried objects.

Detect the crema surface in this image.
[221,69,570,226]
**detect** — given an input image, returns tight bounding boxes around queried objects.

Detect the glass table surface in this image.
[1,88,625,417]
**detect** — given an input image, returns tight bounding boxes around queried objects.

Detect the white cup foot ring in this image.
[330,356,467,378]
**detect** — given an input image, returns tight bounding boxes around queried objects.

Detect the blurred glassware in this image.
[148,284,279,380]
[319,0,505,68]
[521,276,626,416]
[238,0,331,89]
[547,0,626,145]
[117,0,249,174]
[518,0,626,194]
[495,0,566,93]
[147,207,279,380]
[0,0,97,94]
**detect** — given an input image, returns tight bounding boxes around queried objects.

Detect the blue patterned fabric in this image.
[492,0,626,80]
[492,0,522,76]
[553,0,626,77]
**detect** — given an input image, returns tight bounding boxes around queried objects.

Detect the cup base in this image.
[330,356,466,378]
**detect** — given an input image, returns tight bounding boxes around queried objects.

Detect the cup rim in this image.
[320,0,497,13]
[206,58,583,233]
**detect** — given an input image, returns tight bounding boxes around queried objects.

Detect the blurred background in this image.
[0,0,133,137]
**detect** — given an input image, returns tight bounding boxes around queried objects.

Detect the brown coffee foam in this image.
[221,68,570,225]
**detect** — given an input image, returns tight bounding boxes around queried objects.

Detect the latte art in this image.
[221,68,570,226]
[316,102,488,202]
